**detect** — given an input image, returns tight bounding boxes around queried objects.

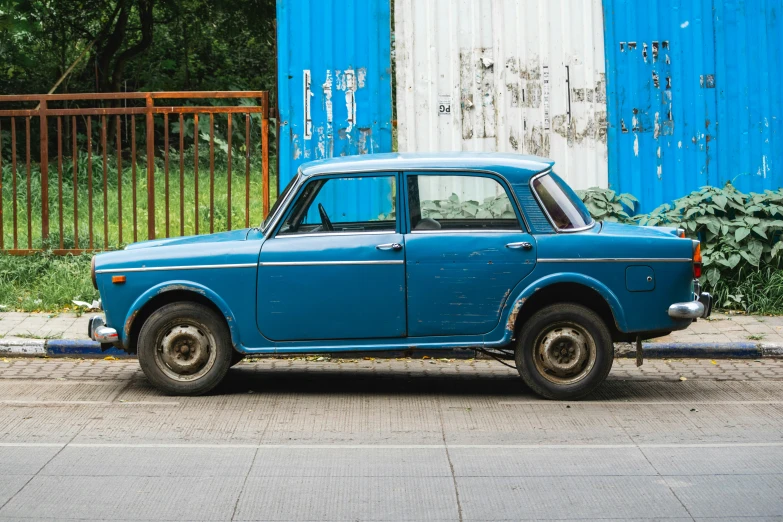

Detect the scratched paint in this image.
[394,0,608,190]
[604,0,783,211]
[276,0,392,188]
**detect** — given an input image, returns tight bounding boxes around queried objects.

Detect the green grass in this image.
[711,266,783,315]
[1,148,278,250]
[0,252,97,311]
[0,146,278,312]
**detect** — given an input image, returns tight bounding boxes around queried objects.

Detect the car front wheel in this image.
[515,303,614,400]
[138,302,232,395]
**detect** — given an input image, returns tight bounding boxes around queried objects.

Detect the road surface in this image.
[0,357,782,521]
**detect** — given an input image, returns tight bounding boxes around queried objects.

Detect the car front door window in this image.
[278,175,396,235]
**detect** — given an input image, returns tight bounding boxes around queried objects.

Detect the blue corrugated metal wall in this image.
[276,0,393,212]
[603,0,783,212]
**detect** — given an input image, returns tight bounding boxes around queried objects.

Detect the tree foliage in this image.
[0,0,277,96]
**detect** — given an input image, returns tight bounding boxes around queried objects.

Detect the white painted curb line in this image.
[0,338,47,355]
[761,343,783,357]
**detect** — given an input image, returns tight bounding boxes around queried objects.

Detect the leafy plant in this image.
[421,194,516,220]
[635,184,783,287]
[575,187,638,224]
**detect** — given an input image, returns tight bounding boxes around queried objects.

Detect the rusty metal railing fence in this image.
[0,91,272,254]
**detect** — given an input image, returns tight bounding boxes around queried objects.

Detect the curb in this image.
[0,338,782,359]
[0,338,46,356]
[45,339,131,358]
[614,342,775,359]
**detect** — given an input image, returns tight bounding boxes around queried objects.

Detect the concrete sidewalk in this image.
[1,310,783,344]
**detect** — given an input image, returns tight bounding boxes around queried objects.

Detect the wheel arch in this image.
[506,273,628,342]
[122,281,240,354]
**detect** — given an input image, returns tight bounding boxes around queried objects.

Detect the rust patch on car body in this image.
[124,309,139,339]
[506,299,525,332]
[156,284,207,296]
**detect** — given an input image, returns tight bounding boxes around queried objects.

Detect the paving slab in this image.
[0,475,246,521]
[0,358,781,520]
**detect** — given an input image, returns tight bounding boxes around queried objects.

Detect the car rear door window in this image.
[408,174,521,231]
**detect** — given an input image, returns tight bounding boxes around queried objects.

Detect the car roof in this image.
[298,152,555,182]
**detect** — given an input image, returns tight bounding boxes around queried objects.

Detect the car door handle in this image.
[506,241,533,250]
[376,243,403,251]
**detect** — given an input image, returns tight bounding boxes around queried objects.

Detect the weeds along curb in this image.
[0,339,782,359]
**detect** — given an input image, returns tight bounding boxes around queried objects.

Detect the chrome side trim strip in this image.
[259,260,404,266]
[96,263,257,274]
[538,258,691,263]
[275,230,394,239]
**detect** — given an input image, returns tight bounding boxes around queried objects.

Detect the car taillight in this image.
[677,228,686,238]
[693,242,702,278]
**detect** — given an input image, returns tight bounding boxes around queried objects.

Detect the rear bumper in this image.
[668,292,712,320]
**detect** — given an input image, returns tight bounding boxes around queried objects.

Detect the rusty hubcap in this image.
[533,322,596,385]
[156,324,216,382]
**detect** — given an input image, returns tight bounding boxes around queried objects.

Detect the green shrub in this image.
[575,187,638,224]
[635,184,783,287]
[579,183,783,313]
[421,194,516,220]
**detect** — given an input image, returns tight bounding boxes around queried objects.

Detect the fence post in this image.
[262,92,270,218]
[145,94,155,239]
[39,98,49,243]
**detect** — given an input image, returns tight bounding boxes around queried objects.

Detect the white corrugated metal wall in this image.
[395,0,608,190]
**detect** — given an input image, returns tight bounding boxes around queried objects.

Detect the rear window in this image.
[531,173,593,231]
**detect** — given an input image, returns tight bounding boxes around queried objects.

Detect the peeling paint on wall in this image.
[396,0,608,188]
[605,0,783,210]
[277,0,392,187]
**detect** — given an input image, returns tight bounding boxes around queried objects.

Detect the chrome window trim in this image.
[537,258,691,263]
[404,169,531,233]
[96,263,257,274]
[268,171,399,239]
[275,230,396,239]
[261,170,303,237]
[259,260,404,266]
[410,228,522,235]
[529,170,596,233]
[286,167,531,233]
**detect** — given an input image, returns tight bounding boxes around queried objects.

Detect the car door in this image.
[404,172,537,337]
[257,172,406,341]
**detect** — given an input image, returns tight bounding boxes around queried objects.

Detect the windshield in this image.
[531,172,594,231]
[261,173,300,231]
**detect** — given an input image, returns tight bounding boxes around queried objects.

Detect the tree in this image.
[0,0,277,96]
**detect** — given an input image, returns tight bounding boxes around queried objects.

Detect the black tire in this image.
[515,303,613,400]
[230,350,245,367]
[138,302,232,395]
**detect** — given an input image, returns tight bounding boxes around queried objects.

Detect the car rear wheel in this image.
[515,303,613,400]
[138,302,232,395]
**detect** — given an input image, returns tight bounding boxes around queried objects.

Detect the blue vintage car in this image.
[89,152,711,399]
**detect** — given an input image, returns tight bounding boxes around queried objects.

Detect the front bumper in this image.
[668,291,712,320]
[88,315,119,343]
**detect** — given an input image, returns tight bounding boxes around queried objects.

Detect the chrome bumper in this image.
[88,316,119,343]
[668,292,712,320]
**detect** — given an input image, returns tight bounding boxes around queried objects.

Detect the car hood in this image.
[124,228,253,250]
[599,221,680,239]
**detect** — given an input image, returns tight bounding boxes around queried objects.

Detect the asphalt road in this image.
[0,357,782,521]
